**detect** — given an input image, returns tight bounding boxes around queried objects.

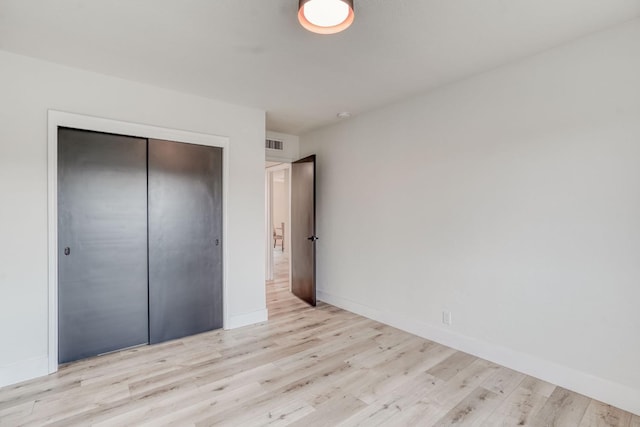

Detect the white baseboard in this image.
[226,308,268,330]
[0,356,49,388]
[317,290,640,416]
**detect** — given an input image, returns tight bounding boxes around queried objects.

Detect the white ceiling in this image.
[1,1,639,134]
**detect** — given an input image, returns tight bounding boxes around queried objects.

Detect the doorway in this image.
[265,162,291,317]
[265,155,318,316]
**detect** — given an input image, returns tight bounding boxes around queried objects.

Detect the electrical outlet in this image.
[442,311,452,326]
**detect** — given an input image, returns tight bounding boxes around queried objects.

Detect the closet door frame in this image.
[47,110,229,374]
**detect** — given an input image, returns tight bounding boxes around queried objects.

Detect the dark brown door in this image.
[291,155,317,306]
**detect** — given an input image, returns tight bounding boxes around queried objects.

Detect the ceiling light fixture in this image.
[298,0,355,35]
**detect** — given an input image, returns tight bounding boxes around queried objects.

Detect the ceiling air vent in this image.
[266,138,284,151]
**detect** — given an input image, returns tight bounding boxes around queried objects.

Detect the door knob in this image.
[64,247,71,256]
[307,236,319,242]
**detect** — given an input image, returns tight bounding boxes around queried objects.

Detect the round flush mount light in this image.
[298,0,355,35]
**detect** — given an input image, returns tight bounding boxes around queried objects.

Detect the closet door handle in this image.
[64,247,71,256]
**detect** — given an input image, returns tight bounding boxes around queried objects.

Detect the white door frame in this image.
[47,110,230,374]
[265,168,274,281]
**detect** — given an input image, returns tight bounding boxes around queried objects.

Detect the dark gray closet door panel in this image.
[58,128,149,364]
[148,139,223,344]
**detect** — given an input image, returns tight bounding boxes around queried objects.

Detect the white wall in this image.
[0,51,267,386]
[300,19,640,415]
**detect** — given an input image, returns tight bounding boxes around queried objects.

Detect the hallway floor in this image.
[266,249,307,319]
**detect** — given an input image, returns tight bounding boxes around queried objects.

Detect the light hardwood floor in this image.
[0,250,637,426]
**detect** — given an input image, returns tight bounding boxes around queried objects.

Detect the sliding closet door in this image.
[58,128,149,364]
[148,139,223,344]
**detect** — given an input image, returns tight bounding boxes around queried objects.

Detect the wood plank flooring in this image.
[0,250,637,426]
